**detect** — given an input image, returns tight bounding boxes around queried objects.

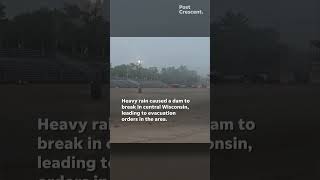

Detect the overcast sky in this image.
[111,37,210,76]
[1,0,64,17]
[1,0,109,18]
[1,0,319,50]
[212,0,320,50]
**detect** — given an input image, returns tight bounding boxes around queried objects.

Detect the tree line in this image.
[0,2,108,59]
[212,12,288,78]
[1,2,312,82]
[111,63,203,86]
[212,11,314,82]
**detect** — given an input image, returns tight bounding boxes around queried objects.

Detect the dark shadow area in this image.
[0,1,110,179]
[111,144,210,180]
[211,0,320,179]
[0,0,109,83]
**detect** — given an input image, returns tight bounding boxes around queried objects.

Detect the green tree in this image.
[11,8,55,52]
[111,64,200,85]
[212,11,286,77]
[0,2,5,20]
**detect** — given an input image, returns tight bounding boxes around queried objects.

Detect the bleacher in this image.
[140,80,168,88]
[310,41,320,83]
[0,49,42,58]
[0,58,89,83]
[311,62,320,83]
[110,79,139,88]
[110,79,168,88]
[0,49,111,83]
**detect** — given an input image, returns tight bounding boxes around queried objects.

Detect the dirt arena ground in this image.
[0,84,109,179]
[212,84,320,179]
[110,88,210,143]
[1,84,320,179]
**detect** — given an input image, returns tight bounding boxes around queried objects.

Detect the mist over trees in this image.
[0,2,109,59]
[1,2,315,83]
[0,2,5,20]
[212,11,289,81]
[111,63,201,86]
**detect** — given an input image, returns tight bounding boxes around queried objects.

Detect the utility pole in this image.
[137,58,142,93]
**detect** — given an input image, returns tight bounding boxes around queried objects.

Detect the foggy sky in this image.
[1,0,64,17]
[212,0,320,50]
[111,37,210,76]
[1,0,110,18]
[1,0,319,50]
